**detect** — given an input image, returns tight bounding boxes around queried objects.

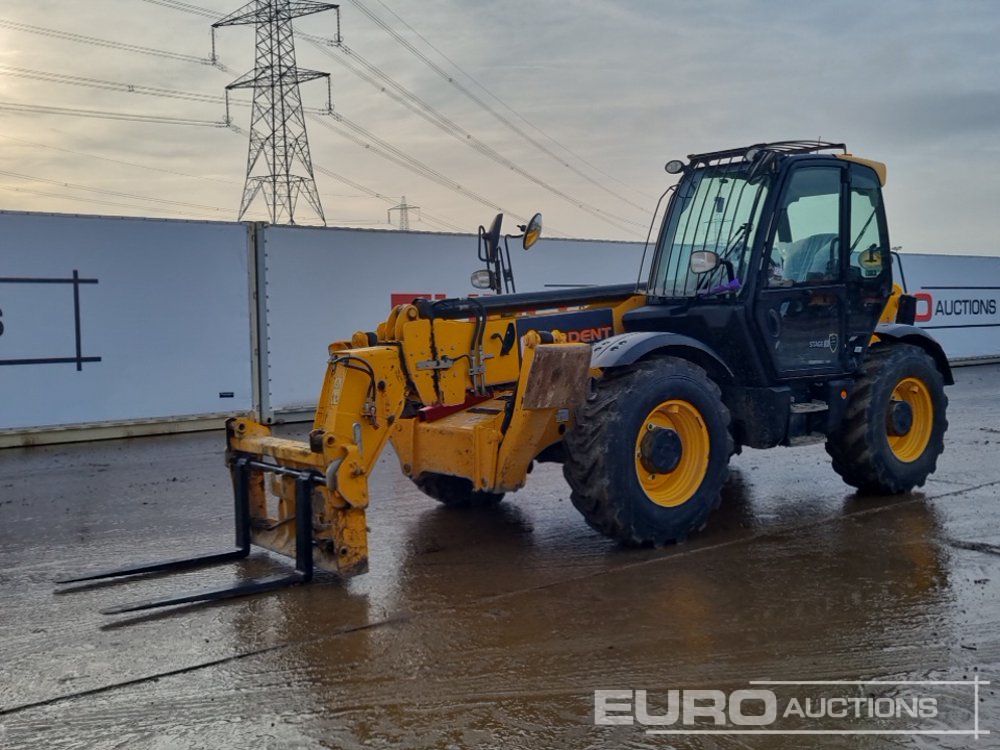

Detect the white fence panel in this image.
[897,253,1000,361]
[260,225,643,415]
[0,212,252,431]
[2,208,996,440]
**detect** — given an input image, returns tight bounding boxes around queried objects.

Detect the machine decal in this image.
[515,309,614,344]
[808,333,842,353]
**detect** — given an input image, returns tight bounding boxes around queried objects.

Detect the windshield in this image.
[650,162,771,298]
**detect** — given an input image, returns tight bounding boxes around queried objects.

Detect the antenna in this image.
[214,1,340,225]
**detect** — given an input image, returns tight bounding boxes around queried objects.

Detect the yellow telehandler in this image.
[61,141,950,613]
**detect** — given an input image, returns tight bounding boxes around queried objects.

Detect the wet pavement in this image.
[1,365,999,749]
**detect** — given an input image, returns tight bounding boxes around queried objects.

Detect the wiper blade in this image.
[719,221,750,262]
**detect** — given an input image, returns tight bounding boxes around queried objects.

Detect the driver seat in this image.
[782,233,838,283]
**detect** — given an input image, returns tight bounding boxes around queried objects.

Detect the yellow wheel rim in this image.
[634,399,710,507]
[887,377,934,463]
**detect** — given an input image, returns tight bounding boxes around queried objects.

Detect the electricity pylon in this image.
[388,196,419,230]
[214,1,339,225]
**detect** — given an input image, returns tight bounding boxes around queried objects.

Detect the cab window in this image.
[849,168,888,280]
[768,166,843,286]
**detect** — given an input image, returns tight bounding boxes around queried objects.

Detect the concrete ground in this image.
[1,365,999,749]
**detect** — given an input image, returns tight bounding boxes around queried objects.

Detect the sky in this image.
[0,0,999,253]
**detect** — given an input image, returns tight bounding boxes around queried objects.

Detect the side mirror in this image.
[859,244,882,269]
[690,250,719,274]
[522,212,542,250]
[470,269,494,289]
[482,213,503,262]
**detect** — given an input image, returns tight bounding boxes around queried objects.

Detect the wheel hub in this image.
[887,399,914,437]
[639,427,683,474]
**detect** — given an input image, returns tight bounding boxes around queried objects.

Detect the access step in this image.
[790,400,829,414]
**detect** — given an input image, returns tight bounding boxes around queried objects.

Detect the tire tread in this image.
[563,358,732,545]
[826,344,948,494]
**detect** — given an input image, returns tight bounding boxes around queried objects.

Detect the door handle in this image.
[766,308,782,338]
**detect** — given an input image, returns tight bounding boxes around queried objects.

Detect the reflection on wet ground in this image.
[1,365,998,748]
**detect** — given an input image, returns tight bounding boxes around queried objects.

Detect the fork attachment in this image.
[55,457,316,614]
[56,343,409,614]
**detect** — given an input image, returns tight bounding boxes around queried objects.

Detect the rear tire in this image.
[563,358,732,545]
[412,472,505,508]
[826,343,948,494]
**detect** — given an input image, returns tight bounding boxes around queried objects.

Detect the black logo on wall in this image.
[0,271,102,371]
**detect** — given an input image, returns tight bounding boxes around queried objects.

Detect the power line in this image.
[415,215,460,232]
[0,175,455,230]
[309,113,539,230]
[345,0,653,209]
[0,18,215,66]
[133,0,646,234]
[0,169,235,211]
[0,101,225,127]
[309,163,465,231]
[0,64,223,104]
[0,64,334,116]
[138,0,219,18]
[305,40,646,234]
[0,133,234,186]
[0,75,543,233]
[0,9,548,235]
[0,66,465,232]
[0,128,471,232]
[366,0,651,202]
[0,57,479,231]
[312,165,462,229]
[0,100,553,234]
[245,155,463,228]
[0,129,372,202]
[0,184,239,221]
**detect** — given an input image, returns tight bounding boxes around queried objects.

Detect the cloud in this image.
[0,0,997,250]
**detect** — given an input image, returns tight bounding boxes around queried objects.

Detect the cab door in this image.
[843,163,892,370]
[754,162,849,378]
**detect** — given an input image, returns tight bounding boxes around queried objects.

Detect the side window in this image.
[768,167,843,286]
[849,168,888,281]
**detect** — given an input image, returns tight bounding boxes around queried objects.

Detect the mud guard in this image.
[591,331,733,379]
[874,324,954,385]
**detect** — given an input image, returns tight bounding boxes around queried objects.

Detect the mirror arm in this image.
[502,235,516,294]
[477,225,492,263]
[492,243,503,294]
[472,212,536,295]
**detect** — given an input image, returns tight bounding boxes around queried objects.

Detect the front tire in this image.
[563,358,732,545]
[826,343,948,494]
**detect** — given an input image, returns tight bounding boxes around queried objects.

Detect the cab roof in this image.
[684,140,886,186]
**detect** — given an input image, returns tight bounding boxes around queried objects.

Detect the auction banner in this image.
[897,253,1000,361]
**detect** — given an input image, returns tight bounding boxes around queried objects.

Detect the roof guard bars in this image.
[687,140,848,165]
